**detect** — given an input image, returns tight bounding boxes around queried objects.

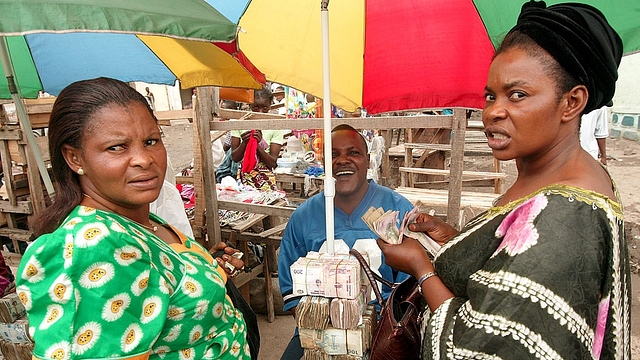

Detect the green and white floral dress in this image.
[16,206,250,360]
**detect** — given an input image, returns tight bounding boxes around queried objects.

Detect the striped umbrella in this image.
[0,0,266,99]
[0,0,266,195]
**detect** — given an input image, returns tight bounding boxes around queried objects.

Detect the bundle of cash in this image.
[362,205,441,258]
[302,350,365,360]
[361,207,399,243]
[302,349,330,360]
[330,285,370,330]
[291,254,362,299]
[300,305,376,357]
[362,305,377,351]
[296,296,331,330]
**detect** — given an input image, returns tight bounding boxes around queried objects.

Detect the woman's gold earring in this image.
[77,168,84,176]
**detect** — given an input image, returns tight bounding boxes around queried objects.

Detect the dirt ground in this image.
[160,120,640,359]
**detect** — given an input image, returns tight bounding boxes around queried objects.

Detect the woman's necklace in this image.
[82,194,158,232]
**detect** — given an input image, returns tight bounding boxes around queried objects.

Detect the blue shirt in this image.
[278,180,414,311]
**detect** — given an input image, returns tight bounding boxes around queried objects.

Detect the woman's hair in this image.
[254,86,273,102]
[502,1,622,113]
[495,30,579,102]
[31,77,155,236]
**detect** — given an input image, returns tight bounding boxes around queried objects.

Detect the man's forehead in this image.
[332,129,367,150]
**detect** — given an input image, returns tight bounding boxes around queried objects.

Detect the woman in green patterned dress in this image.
[379,2,630,359]
[16,77,250,360]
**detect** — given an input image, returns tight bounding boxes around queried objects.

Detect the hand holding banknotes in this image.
[366,205,457,311]
[362,204,450,258]
[406,213,458,247]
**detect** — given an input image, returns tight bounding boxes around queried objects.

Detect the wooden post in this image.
[446,109,467,228]
[194,87,221,247]
[24,141,47,215]
[380,130,391,187]
[402,145,410,188]
[493,158,503,194]
[264,244,275,323]
[192,95,206,243]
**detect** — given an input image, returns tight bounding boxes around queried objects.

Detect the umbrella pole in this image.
[0,36,55,198]
[321,0,335,254]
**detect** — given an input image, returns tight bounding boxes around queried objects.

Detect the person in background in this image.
[273,86,286,115]
[580,103,611,165]
[16,77,250,360]
[220,100,240,152]
[144,86,155,110]
[379,2,629,358]
[150,156,195,239]
[278,124,414,359]
[230,87,287,190]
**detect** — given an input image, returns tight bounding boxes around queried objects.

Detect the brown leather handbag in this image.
[350,249,424,360]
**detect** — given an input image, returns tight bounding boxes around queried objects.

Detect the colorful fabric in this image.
[278,181,414,311]
[423,184,630,359]
[230,130,286,151]
[240,168,278,191]
[241,130,258,173]
[231,129,286,191]
[16,206,250,360]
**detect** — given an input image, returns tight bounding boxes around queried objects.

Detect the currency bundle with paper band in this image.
[296,296,331,330]
[302,350,364,360]
[329,285,370,330]
[0,339,34,360]
[302,349,330,360]
[299,305,376,357]
[291,254,362,299]
[363,204,441,258]
[0,293,26,324]
[0,316,31,344]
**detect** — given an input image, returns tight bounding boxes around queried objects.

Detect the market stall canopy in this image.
[209,0,640,114]
[0,0,265,99]
[0,0,267,196]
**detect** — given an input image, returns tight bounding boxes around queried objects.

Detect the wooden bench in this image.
[395,186,499,228]
[400,141,505,194]
[398,166,505,193]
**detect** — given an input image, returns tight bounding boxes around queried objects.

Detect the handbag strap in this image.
[349,248,393,306]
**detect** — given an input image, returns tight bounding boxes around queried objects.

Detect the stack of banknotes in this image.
[291,251,378,359]
[300,304,377,358]
[295,286,370,331]
[296,296,331,330]
[362,204,441,258]
[329,286,370,330]
[302,349,363,360]
[291,253,363,299]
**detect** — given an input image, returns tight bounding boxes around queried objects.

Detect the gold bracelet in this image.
[417,271,437,287]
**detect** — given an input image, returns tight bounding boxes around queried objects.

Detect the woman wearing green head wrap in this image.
[378,1,629,358]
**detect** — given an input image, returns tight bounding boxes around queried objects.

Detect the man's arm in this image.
[278,211,307,314]
[597,138,607,165]
[595,107,609,165]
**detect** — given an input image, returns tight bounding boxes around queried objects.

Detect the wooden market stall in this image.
[0,89,502,323]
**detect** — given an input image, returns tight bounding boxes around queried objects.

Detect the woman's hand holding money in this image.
[407,213,458,246]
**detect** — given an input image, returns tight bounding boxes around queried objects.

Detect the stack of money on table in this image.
[291,252,363,299]
[290,252,377,360]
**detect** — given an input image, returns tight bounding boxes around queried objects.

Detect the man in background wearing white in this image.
[580,103,610,165]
